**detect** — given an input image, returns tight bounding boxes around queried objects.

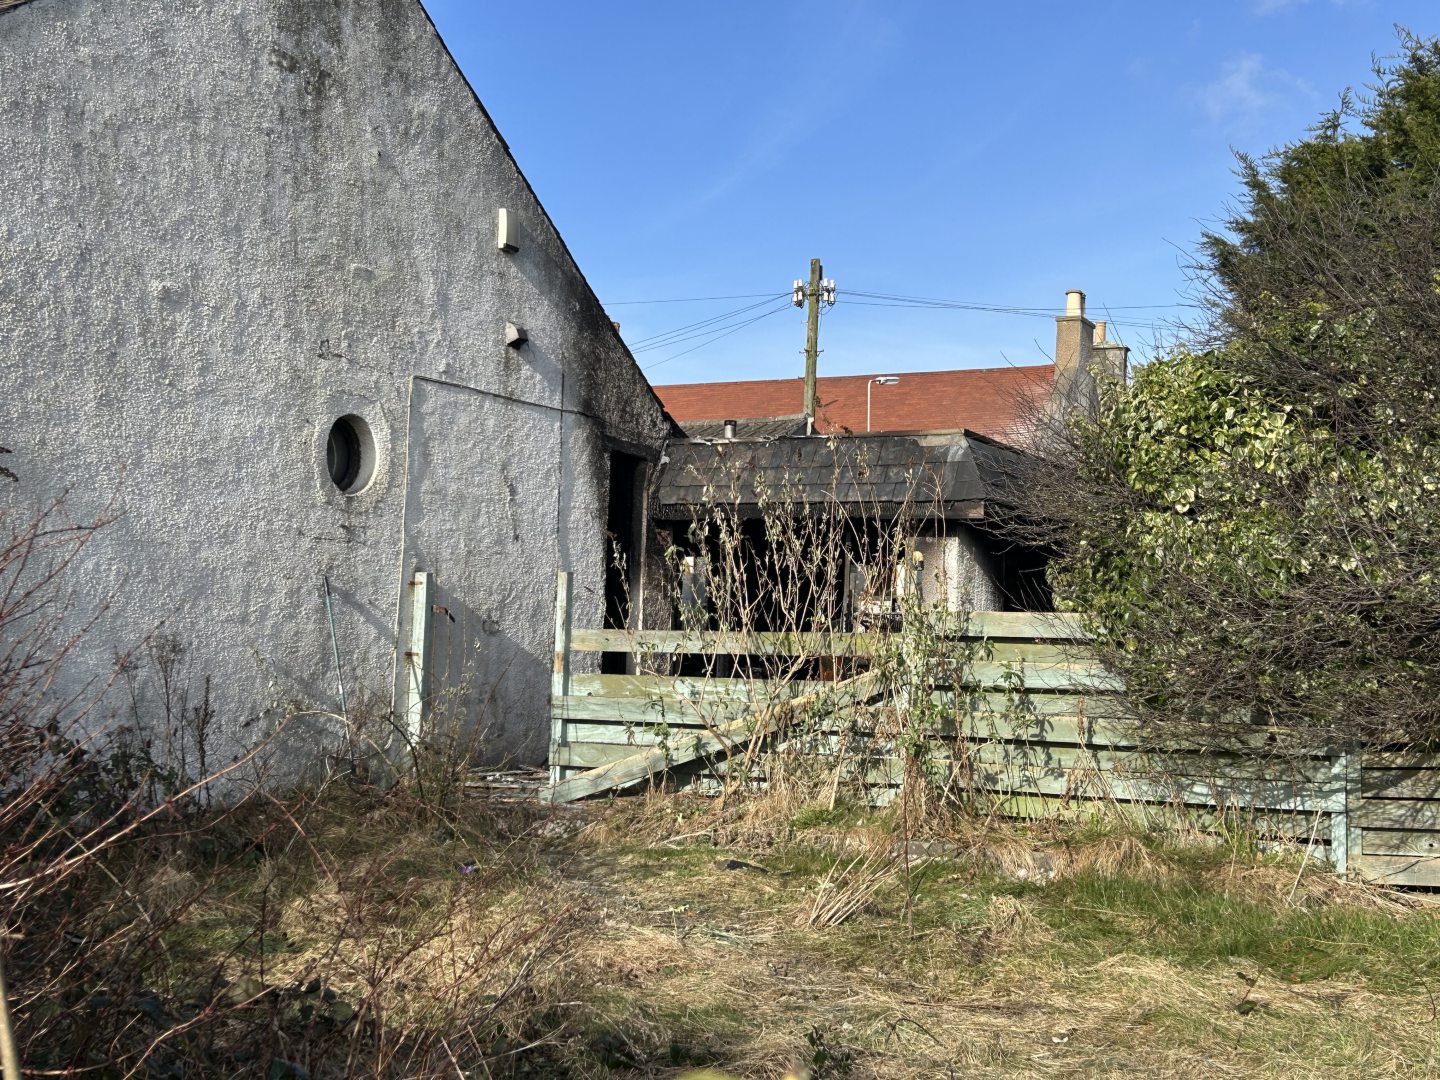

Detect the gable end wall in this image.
[0,0,668,773]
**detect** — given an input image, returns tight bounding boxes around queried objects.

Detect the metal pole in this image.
[867,377,898,433]
[322,576,349,723]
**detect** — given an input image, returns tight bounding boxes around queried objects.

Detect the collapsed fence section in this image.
[541,572,1440,885]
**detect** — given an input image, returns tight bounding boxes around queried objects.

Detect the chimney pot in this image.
[1065,289,1086,318]
[1095,320,1106,343]
[722,419,737,440]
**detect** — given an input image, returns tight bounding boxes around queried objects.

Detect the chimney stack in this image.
[1092,324,1130,386]
[1054,289,1095,411]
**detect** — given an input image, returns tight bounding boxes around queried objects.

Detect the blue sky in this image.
[424,1,1437,385]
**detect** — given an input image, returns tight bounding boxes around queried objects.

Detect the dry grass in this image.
[548,792,1440,1078]
[11,783,1440,1077]
[803,841,904,929]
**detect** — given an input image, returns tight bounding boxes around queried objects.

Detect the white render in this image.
[0,0,668,775]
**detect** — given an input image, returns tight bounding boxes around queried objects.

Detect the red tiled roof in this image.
[654,365,1055,443]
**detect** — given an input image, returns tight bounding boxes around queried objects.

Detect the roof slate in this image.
[654,432,1022,520]
[681,415,808,440]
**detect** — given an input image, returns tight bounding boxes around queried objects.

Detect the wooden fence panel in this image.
[542,572,1440,883]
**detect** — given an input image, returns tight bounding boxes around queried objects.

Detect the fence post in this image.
[1326,749,1349,875]
[550,570,573,787]
[1344,749,1365,877]
[403,571,434,746]
[1324,746,1366,876]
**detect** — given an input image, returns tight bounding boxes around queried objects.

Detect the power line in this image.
[843,288,1199,312]
[843,290,1056,315]
[618,285,1188,373]
[642,301,792,371]
[628,295,788,352]
[835,292,1177,332]
[607,288,1197,312]
[839,299,1050,317]
[605,292,783,305]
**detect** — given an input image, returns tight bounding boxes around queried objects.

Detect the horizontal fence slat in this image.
[1361,768,1440,801]
[925,763,1340,814]
[552,711,1140,752]
[568,667,1118,702]
[555,700,1309,759]
[954,744,1337,786]
[554,698,740,728]
[1356,750,1440,767]
[573,634,1086,668]
[552,710,1136,747]
[554,741,696,769]
[1355,798,1440,831]
[568,614,1092,658]
[976,792,1333,842]
[949,690,1129,720]
[558,733,1340,815]
[567,674,828,701]
[957,662,1121,693]
[1353,853,1440,887]
[951,711,1148,749]
[553,694,1132,725]
[571,629,878,657]
[767,736,1338,788]
[962,611,1092,641]
[554,699,1137,747]
[1360,829,1440,857]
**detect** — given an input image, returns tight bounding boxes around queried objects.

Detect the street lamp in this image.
[867,376,900,432]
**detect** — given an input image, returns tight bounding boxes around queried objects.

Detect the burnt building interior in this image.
[640,430,1052,648]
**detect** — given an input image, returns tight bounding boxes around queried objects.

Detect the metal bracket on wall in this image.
[550,570,573,788]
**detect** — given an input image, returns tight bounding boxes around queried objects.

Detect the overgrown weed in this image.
[12,772,1437,1078]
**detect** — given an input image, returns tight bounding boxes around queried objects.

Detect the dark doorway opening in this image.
[602,450,644,674]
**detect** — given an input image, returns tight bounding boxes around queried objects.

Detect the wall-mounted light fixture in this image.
[497,208,519,253]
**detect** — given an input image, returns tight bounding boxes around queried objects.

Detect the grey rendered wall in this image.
[0,0,669,775]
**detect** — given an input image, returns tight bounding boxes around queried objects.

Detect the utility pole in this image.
[793,258,836,433]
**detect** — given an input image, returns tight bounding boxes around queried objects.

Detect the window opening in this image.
[326,414,375,494]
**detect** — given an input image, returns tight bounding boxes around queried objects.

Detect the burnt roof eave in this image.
[651,498,990,523]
